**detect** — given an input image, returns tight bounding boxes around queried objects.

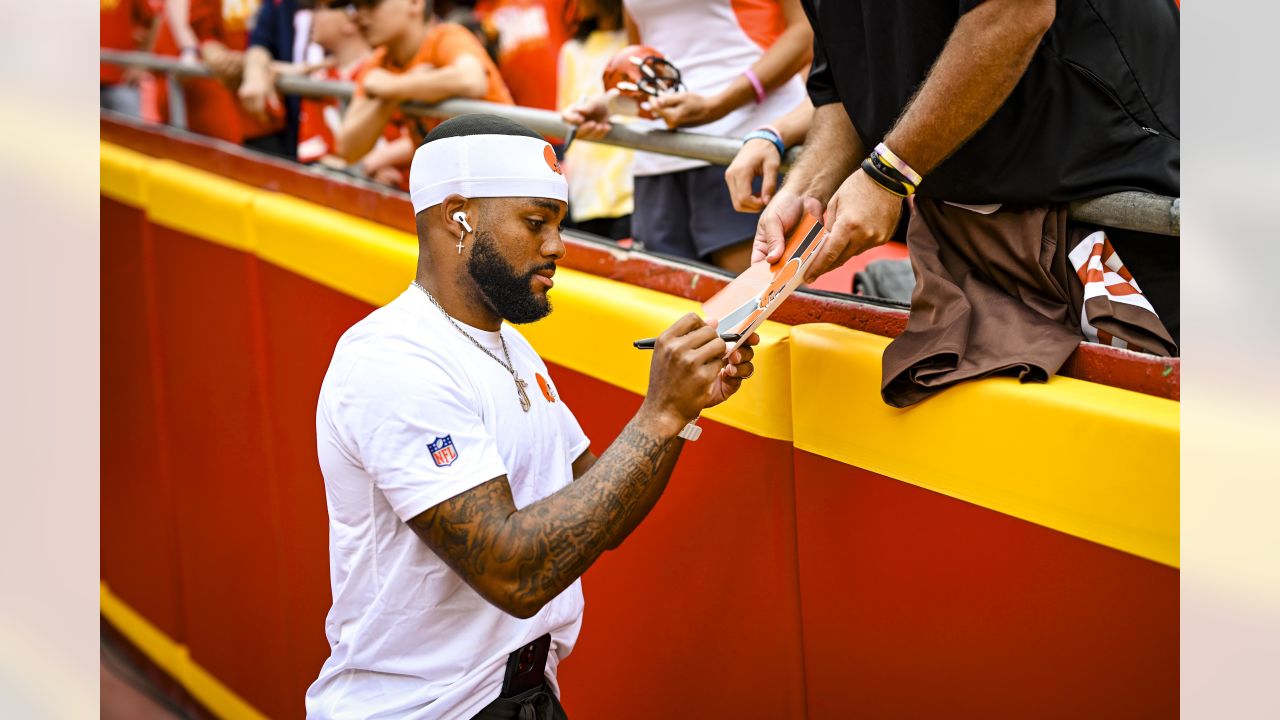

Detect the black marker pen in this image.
[633,333,742,350]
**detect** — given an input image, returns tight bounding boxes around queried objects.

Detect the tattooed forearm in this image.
[407,416,684,618]
[506,423,683,610]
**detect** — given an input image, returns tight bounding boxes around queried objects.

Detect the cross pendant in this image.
[515,377,531,412]
[456,239,465,254]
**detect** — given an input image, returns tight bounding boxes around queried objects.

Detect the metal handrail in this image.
[100,49,1180,236]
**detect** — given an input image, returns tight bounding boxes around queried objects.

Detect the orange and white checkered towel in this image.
[1068,230,1173,354]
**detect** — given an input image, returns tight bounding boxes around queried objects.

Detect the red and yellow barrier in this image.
[101,138,1178,719]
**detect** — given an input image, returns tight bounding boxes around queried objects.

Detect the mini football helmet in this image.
[602,45,684,119]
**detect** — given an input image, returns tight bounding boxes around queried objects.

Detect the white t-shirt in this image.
[623,0,807,177]
[305,286,590,720]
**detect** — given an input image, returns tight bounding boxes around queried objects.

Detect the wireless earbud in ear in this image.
[452,212,474,234]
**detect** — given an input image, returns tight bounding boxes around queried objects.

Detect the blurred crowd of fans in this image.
[101,0,820,269]
[102,0,1182,395]
[100,0,573,189]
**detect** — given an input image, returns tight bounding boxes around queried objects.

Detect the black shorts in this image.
[632,164,761,260]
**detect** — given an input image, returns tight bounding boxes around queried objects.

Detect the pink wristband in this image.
[744,69,766,104]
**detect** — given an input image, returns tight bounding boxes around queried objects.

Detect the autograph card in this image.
[702,213,829,355]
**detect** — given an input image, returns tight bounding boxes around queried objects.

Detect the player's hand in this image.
[704,333,760,409]
[641,314,731,435]
[561,93,612,140]
[361,68,401,101]
[238,71,280,124]
[804,169,902,282]
[752,188,824,264]
[726,137,782,212]
[650,91,724,129]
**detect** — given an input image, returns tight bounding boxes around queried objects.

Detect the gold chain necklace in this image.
[412,282,532,412]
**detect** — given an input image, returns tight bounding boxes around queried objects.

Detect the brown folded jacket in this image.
[881,200,1176,408]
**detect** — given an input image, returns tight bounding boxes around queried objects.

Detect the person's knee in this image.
[709,240,753,273]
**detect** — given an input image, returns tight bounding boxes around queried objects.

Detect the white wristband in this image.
[678,419,702,441]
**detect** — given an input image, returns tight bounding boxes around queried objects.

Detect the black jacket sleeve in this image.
[803,1,840,106]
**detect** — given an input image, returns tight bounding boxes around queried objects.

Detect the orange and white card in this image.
[702,213,829,355]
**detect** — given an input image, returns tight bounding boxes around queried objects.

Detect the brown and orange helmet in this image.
[602,45,684,119]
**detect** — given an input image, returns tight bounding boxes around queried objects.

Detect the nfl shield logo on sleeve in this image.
[428,435,459,467]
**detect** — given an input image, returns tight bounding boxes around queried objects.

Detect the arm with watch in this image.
[406,315,759,619]
[752,0,1056,280]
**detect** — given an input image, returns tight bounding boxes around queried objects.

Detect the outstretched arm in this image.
[407,316,757,618]
[337,92,398,163]
[775,0,1056,276]
[651,0,813,129]
[373,55,489,104]
[881,0,1054,179]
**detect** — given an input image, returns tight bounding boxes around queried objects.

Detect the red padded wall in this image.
[102,188,1177,719]
[549,364,808,720]
[792,450,1178,720]
[101,198,186,641]
[254,262,377,699]
[148,228,294,719]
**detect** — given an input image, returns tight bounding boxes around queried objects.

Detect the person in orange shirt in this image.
[337,0,514,170]
[296,1,415,185]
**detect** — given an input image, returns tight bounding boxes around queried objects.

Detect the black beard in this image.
[466,230,554,324]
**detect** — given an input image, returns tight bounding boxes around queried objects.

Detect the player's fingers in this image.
[728,343,755,366]
[725,359,754,379]
[717,374,744,395]
[690,332,729,365]
[662,312,710,342]
[672,314,720,351]
[682,318,722,349]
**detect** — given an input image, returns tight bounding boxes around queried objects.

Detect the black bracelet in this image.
[869,152,918,195]
[860,157,909,198]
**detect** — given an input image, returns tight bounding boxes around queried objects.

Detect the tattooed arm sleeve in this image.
[405,415,684,618]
